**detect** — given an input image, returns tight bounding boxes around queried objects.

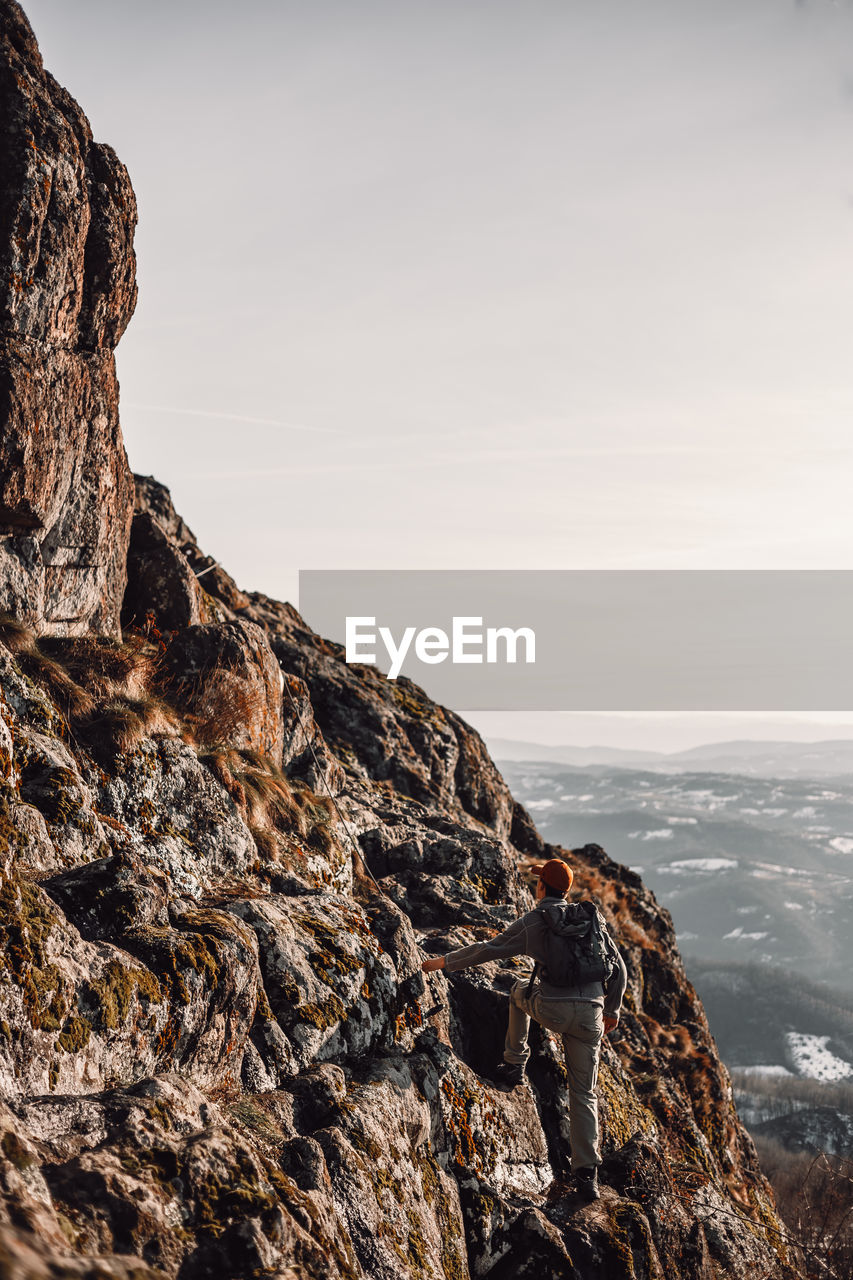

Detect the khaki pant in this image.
[504,979,604,1171]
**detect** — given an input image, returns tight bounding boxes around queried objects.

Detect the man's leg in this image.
[560,1004,604,1171]
[504,980,534,1065]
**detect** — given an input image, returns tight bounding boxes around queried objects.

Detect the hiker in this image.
[421,857,627,1201]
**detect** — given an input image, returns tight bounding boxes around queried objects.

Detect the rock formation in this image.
[0,3,802,1277]
[0,0,136,636]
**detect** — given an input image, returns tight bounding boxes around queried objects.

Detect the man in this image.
[421,857,627,1201]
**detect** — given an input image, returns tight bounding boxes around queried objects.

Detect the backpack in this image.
[532,900,619,991]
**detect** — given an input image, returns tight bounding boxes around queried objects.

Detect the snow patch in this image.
[786,1033,853,1082]
[829,837,853,855]
[627,828,674,842]
[752,862,811,878]
[525,799,554,811]
[663,857,738,873]
[734,1065,794,1078]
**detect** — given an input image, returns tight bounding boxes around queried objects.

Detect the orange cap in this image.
[531,858,573,892]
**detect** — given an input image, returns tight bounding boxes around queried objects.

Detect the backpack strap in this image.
[525,899,570,995]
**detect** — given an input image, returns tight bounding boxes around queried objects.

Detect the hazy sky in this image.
[21,0,853,749]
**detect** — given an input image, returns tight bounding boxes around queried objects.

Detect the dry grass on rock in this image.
[201,747,336,859]
[0,614,182,756]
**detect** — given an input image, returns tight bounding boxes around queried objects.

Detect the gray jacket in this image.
[443,900,628,1019]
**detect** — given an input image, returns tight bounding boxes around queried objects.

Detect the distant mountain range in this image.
[490,738,853,778]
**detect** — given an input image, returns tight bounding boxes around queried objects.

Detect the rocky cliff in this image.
[0,5,801,1278]
[0,0,135,637]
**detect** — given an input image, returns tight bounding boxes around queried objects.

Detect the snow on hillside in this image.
[786,1034,853,1083]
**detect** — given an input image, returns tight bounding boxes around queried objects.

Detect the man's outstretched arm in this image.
[421,913,531,974]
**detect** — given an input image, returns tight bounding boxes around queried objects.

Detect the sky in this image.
[21,0,853,751]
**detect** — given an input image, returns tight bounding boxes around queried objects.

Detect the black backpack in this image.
[531,900,619,992]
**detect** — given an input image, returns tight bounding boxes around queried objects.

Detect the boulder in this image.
[83,735,258,892]
[162,620,284,758]
[121,511,208,634]
[132,474,251,615]
[280,671,344,795]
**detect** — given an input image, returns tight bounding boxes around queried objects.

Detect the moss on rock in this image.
[0,873,69,1030]
[86,959,162,1030]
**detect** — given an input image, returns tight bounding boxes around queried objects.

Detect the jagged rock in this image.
[130,477,196,551]
[121,512,209,634]
[162,620,284,758]
[1,800,56,876]
[306,1057,470,1280]
[280,672,344,796]
[260,607,517,840]
[0,708,16,792]
[0,641,75,740]
[509,800,545,856]
[123,904,261,1090]
[119,483,338,790]
[43,851,171,943]
[0,0,136,636]
[82,735,258,893]
[132,475,251,617]
[0,1225,166,1279]
[0,871,260,1098]
[0,871,161,1098]
[7,1075,349,1279]
[0,521,801,1280]
[14,724,109,867]
[226,894,399,1079]
[362,820,525,917]
[240,1038,277,1094]
[444,707,515,835]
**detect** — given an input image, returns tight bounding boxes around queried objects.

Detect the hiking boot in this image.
[493,1061,525,1089]
[575,1166,600,1201]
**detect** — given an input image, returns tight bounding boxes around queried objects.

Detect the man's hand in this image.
[603,1015,619,1034]
[421,956,445,974]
